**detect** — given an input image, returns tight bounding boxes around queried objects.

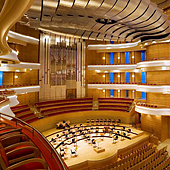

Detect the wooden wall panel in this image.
[147,93,170,106]
[147,71,170,85]
[3,72,13,85]
[141,114,162,140]
[17,92,39,105]
[146,43,170,59]
[161,116,169,142]
[134,51,141,63]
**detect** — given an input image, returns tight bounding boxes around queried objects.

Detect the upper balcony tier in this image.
[88,59,170,72]
[0,84,40,94]
[88,82,170,93]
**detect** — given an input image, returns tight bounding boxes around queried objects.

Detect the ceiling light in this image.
[102,57,105,60]
[132,56,134,58]
[118,57,120,59]
[118,90,120,92]
[103,75,105,78]
[16,70,19,72]
[103,90,105,92]
[15,75,18,78]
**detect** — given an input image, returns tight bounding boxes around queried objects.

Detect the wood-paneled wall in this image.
[141,114,162,140]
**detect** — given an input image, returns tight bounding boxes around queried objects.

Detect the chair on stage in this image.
[117,119,121,125]
[86,119,90,126]
[70,149,77,157]
[91,119,94,125]
[100,119,103,125]
[112,119,116,125]
[91,139,96,148]
[121,133,126,141]
[60,151,67,159]
[113,135,118,144]
[127,129,131,136]
[108,119,111,125]
[96,119,99,125]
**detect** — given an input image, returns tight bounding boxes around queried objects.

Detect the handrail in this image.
[0,112,68,170]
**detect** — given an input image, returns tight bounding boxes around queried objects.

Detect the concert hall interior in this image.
[1,0,170,170]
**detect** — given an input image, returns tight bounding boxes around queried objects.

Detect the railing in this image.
[0,112,69,170]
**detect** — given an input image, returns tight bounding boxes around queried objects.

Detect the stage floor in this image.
[42,123,150,169]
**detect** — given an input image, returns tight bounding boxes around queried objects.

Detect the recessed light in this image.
[67,14,73,16]
[78,15,84,17]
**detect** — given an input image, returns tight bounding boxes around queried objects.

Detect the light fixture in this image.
[132,56,134,58]
[95,70,100,73]
[102,57,105,60]
[105,71,108,73]
[118,75,120,77]
[103,90,105,92]
[132,75,135,77]
[118,57,120,59]
[118,90,120,92]
[16,70,20,72]
[15,75,18,78]
[30,68,32,71]
[162,67,166,70]
[103,75,105,78]
[132,90,135,93]
[114,70,119,72]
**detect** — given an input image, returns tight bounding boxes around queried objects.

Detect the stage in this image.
[43,123,150,170]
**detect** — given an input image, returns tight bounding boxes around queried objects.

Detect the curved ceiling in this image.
[27,0,170,41]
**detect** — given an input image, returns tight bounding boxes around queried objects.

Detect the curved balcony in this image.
[137,60,170,71]
[0,0,35,62]
[88,82,137,90]
[0,84,40,94]
[0,112,69,170]
[135,105,170,116]
[88,64,138,72]
[88,82,170,93]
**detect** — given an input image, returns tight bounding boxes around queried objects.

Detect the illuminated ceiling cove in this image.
[27,0,170,41]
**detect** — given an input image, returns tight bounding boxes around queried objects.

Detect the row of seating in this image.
[86,118,121,125]
[119,141,149,159]
[0,121,48,170]
[0,90,15,95]
[136,103,158,108]
[34,98,93,117]
[98,98,134,112]
[89,82,138,84]
[90,63,136,65]
[34,98,93,107]
[94,144,169,170]
[11,105,39,124]
[0,98,9,104]
[140,56,170,62]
